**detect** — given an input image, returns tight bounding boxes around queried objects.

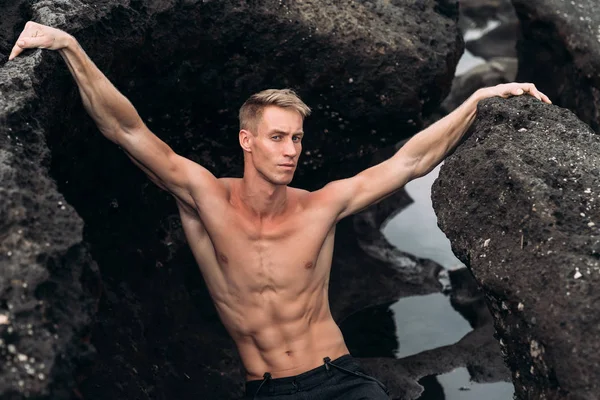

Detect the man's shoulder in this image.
[287,185,310,195]
[187,176,233,202]
[289,184,336,211]
[218,177,239,187]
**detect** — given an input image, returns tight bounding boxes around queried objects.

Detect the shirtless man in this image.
[9,21,551,400]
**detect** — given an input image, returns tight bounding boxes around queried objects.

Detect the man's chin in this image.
[276,177,294,186]
[271,173,295,186]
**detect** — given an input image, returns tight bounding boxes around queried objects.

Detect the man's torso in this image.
[176,178,349,380]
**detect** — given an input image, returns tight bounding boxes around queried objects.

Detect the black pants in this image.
[244,355,390,399]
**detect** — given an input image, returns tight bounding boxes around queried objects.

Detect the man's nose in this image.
[283,138,297,157]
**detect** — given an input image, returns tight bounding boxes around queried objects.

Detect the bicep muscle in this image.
[320,155,415,221]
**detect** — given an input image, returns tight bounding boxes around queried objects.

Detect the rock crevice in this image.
[512,0,600,133]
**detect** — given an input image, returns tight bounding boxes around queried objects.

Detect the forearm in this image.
[398,90,485,179]
[59,35,142,143]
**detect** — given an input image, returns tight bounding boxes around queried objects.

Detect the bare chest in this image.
[203,206,335,293]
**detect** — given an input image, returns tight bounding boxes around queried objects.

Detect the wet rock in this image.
[465,20,518,60]
[447,266,492,329]
[359,321,510,399]
[415,375,445,399]
[458,0,516,31]
[1,0,463,398]
[432,96,600,399]
[513,0,600,133]
[342,263,511,399]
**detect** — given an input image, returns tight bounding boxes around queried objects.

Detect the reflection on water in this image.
[383,164,462,269]
[340,294,473,359]
[340,303,399,358]
[454,50,486,76]
[378,160,513,398]
[457,20,502,76]
[419,368,514,400]
[393,293,472,358]
[464,20,501,41]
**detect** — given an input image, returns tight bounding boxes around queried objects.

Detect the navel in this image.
[285,350,293,357]
[304,261,314,270]
[219,253,229,264]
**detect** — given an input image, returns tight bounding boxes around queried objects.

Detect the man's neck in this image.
[238,175,288,219]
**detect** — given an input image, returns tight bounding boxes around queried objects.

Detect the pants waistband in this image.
[245,354,356,396]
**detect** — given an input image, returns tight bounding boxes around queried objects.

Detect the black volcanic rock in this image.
[432,96,600,399]
[0,0,464,399]
[0,31,100,400]
[512,0,600,133]
[27,0,465,191]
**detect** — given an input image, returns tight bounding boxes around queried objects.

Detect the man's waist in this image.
[243,343,350,381]
[245,353,355,390]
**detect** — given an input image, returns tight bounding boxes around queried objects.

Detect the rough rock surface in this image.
[432,96,600,399]
[0,26,100,400]
[29,0,464,191]
[512,0,600,133]
[0,0,464,398]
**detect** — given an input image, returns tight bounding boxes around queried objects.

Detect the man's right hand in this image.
[9,21,72,61]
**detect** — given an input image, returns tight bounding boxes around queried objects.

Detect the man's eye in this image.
[293,136,302,142]
[272,135,280,140]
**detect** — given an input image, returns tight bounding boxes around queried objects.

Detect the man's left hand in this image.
[476,82,552,104]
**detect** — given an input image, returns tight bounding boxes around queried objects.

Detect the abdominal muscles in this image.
[213,278,348,380]
[193,204,346,380]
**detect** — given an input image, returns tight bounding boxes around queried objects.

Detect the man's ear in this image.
[239,129,253,153]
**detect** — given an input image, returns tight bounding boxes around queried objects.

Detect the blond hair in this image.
[239,89,311,133]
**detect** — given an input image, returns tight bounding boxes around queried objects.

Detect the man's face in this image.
[246,106,304,185]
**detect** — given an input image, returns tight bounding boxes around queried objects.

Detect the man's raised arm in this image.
[317,83,552,222]
[9,21,216,210]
